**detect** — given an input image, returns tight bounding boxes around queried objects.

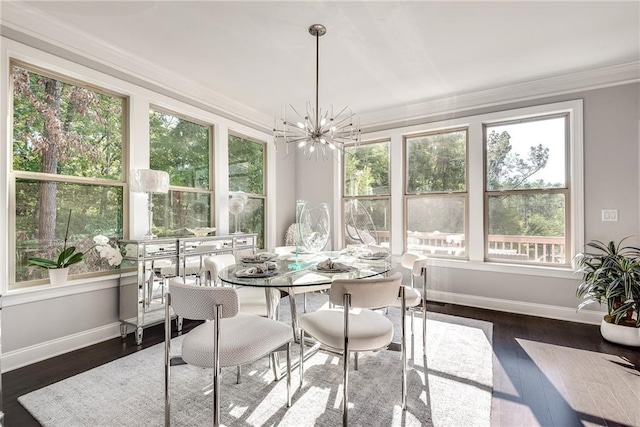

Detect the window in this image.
[228,134,266,248]
[11,62,125,288]
[342,140,390,248]
[484,115,568,265]
[404,129,468,257]
[149,108,213,236]
[390,100,581,269]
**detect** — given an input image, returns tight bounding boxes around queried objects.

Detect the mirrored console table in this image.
[118,233,257,344]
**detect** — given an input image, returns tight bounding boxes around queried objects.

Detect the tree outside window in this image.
[12,63,125,287]
[343,141,390,247]
[149,109,212,236]
[484,115,568,264]
[228,134,265,248]
[405,129,467,257]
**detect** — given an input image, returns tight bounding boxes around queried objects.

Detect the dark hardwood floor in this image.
[4,303,639,426]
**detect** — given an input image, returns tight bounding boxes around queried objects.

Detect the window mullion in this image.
[468,122,484,262]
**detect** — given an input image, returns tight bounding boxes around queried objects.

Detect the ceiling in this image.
[2,1,639,129]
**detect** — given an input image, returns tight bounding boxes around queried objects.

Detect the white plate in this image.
[358,254,389,260]
[234,269,279,278]
[241,253,278,263]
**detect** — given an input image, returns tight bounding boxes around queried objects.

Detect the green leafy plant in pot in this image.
[576,238,640,346]
[27,210,84,283]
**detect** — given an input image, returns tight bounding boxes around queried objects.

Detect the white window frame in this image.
[341,139,392,248]
[403,127,469,259]
[228,132,268,249]
[149,106,215,235]
[1,37,274,302]
[8,60,129,290]
[353,99,583,279]
[483,113,571,266]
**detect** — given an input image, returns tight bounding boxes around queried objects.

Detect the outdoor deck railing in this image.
[373,230,565,264]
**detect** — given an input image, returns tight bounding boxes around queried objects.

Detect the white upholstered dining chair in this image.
[298,272,406,426]
[394,252,429,354]
[164,278,293,427]
[203,254,280,318]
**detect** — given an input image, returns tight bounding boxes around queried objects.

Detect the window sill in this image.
[4,273,121,307]
[422,257,579,280]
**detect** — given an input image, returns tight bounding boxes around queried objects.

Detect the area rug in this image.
[19,295,493,426]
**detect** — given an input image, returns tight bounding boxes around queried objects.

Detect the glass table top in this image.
[218,251,393,288]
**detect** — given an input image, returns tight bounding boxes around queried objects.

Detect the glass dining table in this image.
[218,249,393,379]
[218,250,393,334]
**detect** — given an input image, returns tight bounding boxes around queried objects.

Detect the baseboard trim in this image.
[1,322,122,373]
[1,292,605,372]
[426,290,604,326]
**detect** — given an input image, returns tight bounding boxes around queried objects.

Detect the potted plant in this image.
[27,210,84,285]
[576,238,640,346]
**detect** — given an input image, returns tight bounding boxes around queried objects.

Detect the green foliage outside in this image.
[406,130,466,193]
[152,191,211,237]
[486,129,552,191]
[343,142,390,245]
[485,126,565,245]
[228,135,264,194]
[149,110,212,236]
[344,142,389,196]
[149,110,210,188]
[228,135,265,247]
[13,67,123,179]
[12,65,124,284]
[344,124,566,262]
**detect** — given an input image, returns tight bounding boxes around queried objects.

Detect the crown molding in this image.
[359,61,640,130]
[0,2,274,132]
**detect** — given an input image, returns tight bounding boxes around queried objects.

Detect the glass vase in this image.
[297,200,330,253]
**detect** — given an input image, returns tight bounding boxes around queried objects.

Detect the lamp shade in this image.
[129,169,170,194]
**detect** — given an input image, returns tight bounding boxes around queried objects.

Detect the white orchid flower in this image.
[93,235,110,246]
[93,235,123,267]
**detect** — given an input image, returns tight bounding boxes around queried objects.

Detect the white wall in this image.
[295,150,338,250]
[274,150,296,246]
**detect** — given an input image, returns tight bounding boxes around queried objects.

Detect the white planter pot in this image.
[48,267,70,286]
[600,318,640,347]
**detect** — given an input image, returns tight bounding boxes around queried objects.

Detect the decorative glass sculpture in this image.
[296,200,330,253]
[229,192,248,234]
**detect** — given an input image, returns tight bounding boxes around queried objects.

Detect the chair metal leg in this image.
[422,268,427,356]
[236,366,241,384]
[343,348,350,427]
[164,294,172,427]
[411,311,415,337]
[263,288,283,381]
[401,287,407,411]
[299,329,305,388]
[213,305,221,427]
[343,294,351,427]
[303,292,307,313]
[286,342,292,407]
[270,353,282,382]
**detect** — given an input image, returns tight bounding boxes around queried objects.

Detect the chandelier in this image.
[273,24,361,160]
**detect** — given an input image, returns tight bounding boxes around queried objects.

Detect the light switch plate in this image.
[602,209,618,222]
